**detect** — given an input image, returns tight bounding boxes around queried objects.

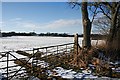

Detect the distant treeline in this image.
[1,32,82,37]
[2,32,37,37]
[39,32,75,37]
[1,32,106,39]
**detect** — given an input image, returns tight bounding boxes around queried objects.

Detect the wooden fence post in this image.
[74,33,78,55]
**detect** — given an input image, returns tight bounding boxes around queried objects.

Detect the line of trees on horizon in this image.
[1,31,105,39]
[1,32,79,37]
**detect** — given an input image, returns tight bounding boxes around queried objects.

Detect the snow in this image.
[0,36,109,79]
[0,36,76,52]
[50,67,98,79]
[29,76,40,80]
[112,67,120,73]
[34,60,49,68]
[0,36,106,52]
[0,51,27,72]
[115,67,120,72]
[0,36,76,79]
[82,70,92,74]
[91,40,105,46]
[0,73,3,80]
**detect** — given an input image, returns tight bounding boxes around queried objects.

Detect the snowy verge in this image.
[48,67,98,79]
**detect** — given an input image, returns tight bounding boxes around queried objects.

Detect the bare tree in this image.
[81,2,92,48]
[68,1,98,48]
[93,2,120,50]
[68,1,98,68]
[93,16,110,35]
[91,2,120,60]
[99,2,120,49]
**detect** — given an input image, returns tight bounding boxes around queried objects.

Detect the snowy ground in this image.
[0,36,76,52]
[0,36,104,52]
[0,36,75,79]
[0,36,116,80]
[49,67,98,79]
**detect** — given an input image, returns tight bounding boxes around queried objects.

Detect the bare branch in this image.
[99,5,111,20]
[114,2,120,19]
[68,2,81,9]
[91,6,98,23]
[102,2,112,10]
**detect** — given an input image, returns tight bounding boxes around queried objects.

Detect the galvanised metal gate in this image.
[0,43,74,80]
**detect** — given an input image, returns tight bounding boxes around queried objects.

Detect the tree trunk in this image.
[106,2,120,60]
[81,2,91,48]
[107,2,120,50]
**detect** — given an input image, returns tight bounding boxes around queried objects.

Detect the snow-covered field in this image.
[0,36,77,52]
[0,36,105,52]
[0,36,80,79]
[0,36,106,79]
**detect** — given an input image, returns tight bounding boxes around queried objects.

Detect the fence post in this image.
[31,49,34,76]
[32,49,36,76]
[45,48,48,77]
[6,52,9,80]
[57,46,58,54]
[74,33,78,55]
[66,45,67,53]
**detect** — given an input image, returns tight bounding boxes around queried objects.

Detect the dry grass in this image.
[14,50,76,79]
[15,45,120,78]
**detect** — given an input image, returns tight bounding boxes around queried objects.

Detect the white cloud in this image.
[2,18,82,33]
[0,21,4,29]
[22,22,38,28]
[10,18,22,21]
[0,21,4,24]
[2,18,39,31]
[43,19,82,29]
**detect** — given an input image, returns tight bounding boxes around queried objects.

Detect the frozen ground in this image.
[0,36,110,80]
[0,36,75,79]
[49,67,98,79]
[0,36,76,52]
[0,36,104,52]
